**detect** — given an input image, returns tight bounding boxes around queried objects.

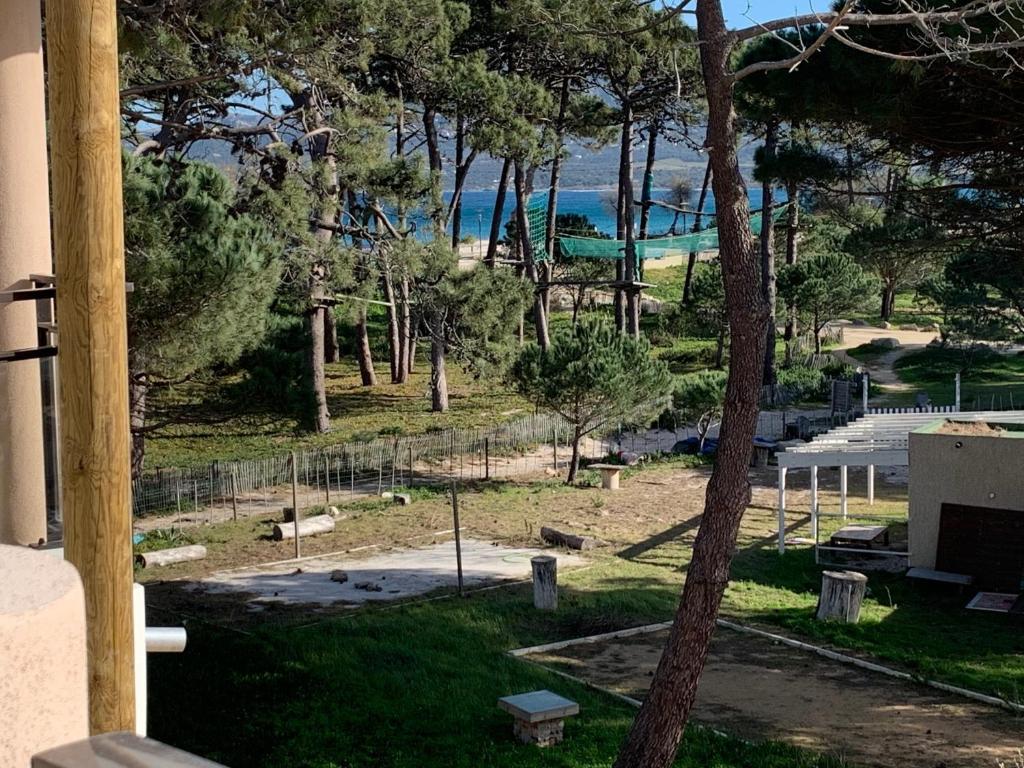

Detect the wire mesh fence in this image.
[132,409,797,528]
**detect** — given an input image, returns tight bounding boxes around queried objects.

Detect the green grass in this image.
[148,565,843,768]
[644,263,688,303]
[145,361,531,467]
[844,341,894,366]
[845,291,942,329]
[892,345,1024,408]
[144,461,1024,766]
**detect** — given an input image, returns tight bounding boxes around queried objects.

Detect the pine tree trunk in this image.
[308,307,331,432]
[639,125,658,240]
[324,307,340,364]
[129,367,147,480]
[783,180,799,361]
[760,121,779,386]
[619,104,640,338]
[409,321,418,374]
[683,158,713,306]
[881,284,896,321]
[514,160,549,350]
[354,306,376,387]
[382,266,401,383]
[545,78,571,261]
[398,278,411,382]
[612,3,769,765]
[451,114,466,250]
[429,316,448,412]
[566,429,582,484]
[486,158,512,268]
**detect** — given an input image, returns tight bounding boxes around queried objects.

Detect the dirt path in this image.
[832,322,940,401]
[531,627,1022,768]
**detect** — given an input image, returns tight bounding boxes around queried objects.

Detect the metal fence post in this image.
[291,451,300,559]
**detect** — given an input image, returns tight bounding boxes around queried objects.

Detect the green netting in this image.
[525,192,548,259]
[559,209,784,261]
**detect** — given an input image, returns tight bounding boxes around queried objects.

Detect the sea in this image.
[445,187,775,240]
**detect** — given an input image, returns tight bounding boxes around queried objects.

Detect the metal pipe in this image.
[145,627,187,654]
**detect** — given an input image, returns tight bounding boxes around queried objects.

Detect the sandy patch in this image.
[190,538,586,607]
[529,626,1023,768]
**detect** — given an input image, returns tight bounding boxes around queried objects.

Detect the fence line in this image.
[133,409,804,526]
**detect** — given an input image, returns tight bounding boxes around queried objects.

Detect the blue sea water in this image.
[448,187,774,240]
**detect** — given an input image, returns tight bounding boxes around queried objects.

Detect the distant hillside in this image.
[184,126,759,191]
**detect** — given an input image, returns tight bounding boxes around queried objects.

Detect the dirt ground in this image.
[191,538,586,608]
[134,461,906,582]
[529,627,1023,768]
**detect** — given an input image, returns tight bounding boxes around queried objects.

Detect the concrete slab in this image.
[192,539,586,607]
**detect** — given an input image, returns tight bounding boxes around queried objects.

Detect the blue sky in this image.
[721,0,828,27]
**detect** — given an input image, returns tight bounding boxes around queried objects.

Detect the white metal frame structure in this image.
[775,410,1024,554]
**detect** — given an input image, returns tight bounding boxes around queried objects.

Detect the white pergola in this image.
[775,410,1024,554]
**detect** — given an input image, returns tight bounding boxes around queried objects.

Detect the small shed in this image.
[908,420,1024,591]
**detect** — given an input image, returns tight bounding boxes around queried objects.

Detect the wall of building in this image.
[908,431,1024,569]
[0,0,53,545]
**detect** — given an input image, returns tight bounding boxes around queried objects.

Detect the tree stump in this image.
[816,570,868,623]
[532,555,557,611]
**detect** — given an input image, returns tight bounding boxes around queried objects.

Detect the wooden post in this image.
[451,481,464,596]
[810,465,819,541]
[777,467,787,554]
[350,451,355,496]
[290,452,300,559]
[484,438,490,480]
[409,444,414,487]
[230,470,238,522]
[46,0,135,733]
[840,464,848,520]
[531,555,557,611]
[862,372,869,412]
[816,570,868,623]
[324,455,330,506]
[867,464,875,506]
[552,429,558,470]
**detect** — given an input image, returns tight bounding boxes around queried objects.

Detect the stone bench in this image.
[498,690,579,746]
[588,463,623,490]
[906,567,974,588]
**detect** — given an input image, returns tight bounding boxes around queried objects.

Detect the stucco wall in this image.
[908,431,1024,568]
[0,0,53,545]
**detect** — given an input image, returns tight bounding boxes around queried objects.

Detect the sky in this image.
[721,0,828,27]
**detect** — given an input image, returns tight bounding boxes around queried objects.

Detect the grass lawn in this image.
[146,462,1024,768]
[145,361,531,468]
[845,291,942,329]
[893,345,1024,408]
[148,582,843,768]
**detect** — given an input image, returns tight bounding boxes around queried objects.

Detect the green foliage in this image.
[687,261,727,338]
[123,155,281,381]
[512,317,672,440]
[777,245,878,337]
[441,267,533,377]
[670,370,727,444]
[920,244,1024,342]
[134,528,194,555]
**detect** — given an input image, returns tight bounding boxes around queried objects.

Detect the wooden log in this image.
[46,0,136,733]
[134,545,208,568]
[272,514,335,541]
[531,555,558,611]
[541,526,601,551]
[816,570,868,623]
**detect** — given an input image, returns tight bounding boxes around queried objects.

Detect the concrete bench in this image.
[906,567,974,587]
[498,690,579,746]
[588,463,623,490]
[830,525,890,549]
